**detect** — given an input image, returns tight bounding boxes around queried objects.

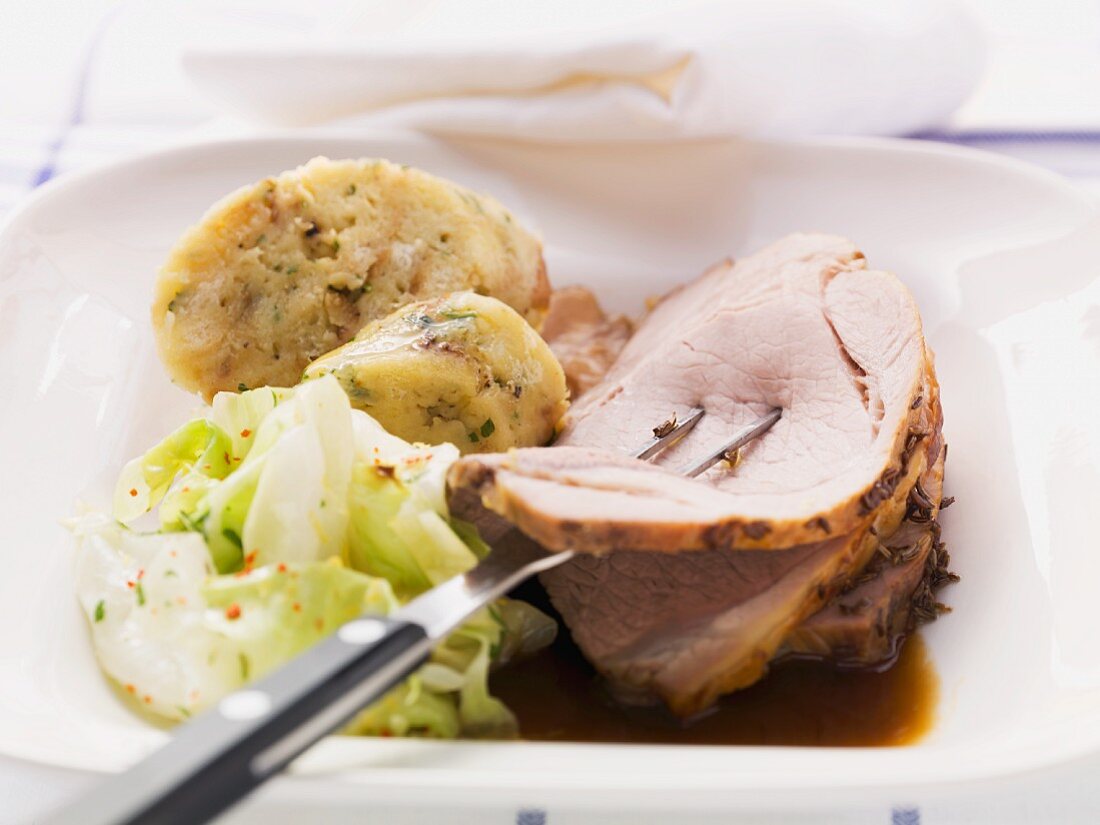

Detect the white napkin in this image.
[182,0,984,141]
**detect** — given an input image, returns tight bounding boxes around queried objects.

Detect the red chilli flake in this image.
[137,569,145,580]
[240,428,252,438]
[225,603,242,620]
[292,602,302,613]
[143,695,152,705]
[125,684,136,695]
[245,551,258,567]
[129,488,138,497]
[126,581,135,589]
[277,563,287,573]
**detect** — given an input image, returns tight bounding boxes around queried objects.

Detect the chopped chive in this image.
[135,582,146,607]
[94,600,105,623]
[222,528,243,549]
[176,705,192,718]
[346,184,357,195]
[239,653,250,681]
[237,383,249,392]
[480,418,495,438]
[468,432,479,443]
[286,264,299,275]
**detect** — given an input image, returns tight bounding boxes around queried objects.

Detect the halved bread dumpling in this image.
[303,292,568,454]
[153,157,550,399]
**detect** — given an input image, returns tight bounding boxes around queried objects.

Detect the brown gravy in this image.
[492,628,938,747]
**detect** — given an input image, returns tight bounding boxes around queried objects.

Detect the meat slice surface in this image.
[534,408,932,715]
[528,387,941,717]
[540,286,634,400]
[549,538,854,712]
[555,233,927,547]
[782,411,954,666]
[781,535,930,666]
[449,446,789,553]
[452,234,929,551]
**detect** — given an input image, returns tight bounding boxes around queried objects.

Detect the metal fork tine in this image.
[678,408,782,478]
[632,406,705,460]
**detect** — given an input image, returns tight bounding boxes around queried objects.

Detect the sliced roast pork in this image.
[782,405,954,666]
[553,233,927,549]
[539,431,932,715]
[450,361,941,715]
[447,233,949,715]
[540,286,634,400]
[454,234,930,552]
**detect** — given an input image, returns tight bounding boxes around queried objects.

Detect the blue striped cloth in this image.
[4,120,1100,221]
[6,122,1100,222]
[1,2,1098,218]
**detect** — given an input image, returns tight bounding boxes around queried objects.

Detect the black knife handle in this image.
[45,616,431,825]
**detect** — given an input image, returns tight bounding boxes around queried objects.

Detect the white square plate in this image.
[2,132,1100,814]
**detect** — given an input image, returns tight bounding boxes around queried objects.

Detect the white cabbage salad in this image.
[69,375,556,738]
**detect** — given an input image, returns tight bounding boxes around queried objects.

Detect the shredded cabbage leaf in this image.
[70,376,556,738]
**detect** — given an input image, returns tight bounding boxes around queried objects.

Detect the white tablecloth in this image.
[2,1,1100,822]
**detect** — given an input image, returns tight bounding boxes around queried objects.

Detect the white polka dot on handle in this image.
[338,619,387,645]
[219,690,273,721]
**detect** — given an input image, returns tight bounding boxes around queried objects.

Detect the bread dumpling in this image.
[153,157,550,399]
[303,292,568,454]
